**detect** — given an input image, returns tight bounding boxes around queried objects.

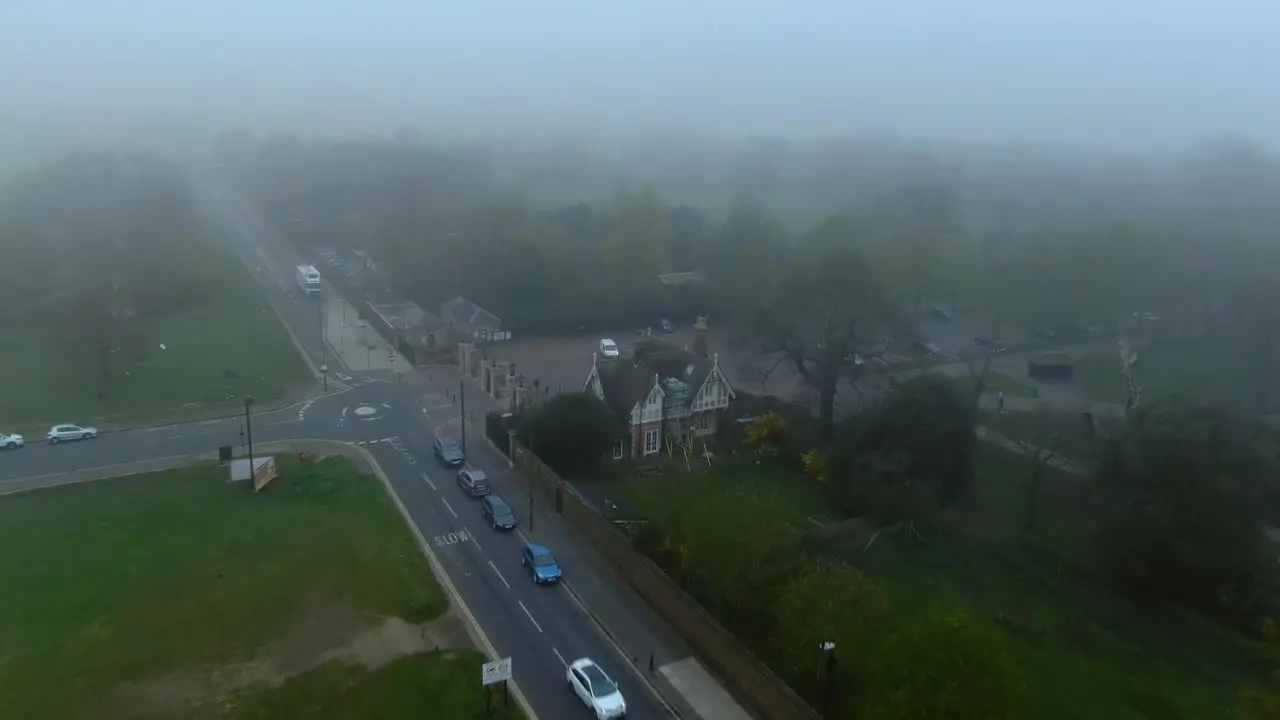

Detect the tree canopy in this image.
[1092,399,1280,624]
[515,392,617,476]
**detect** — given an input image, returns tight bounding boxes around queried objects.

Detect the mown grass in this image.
[227,651,524,720]
[0,251,307,431]
[0,456,451,718]
[1073,340,1254,409]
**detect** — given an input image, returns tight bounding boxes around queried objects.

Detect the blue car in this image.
[520,542,562,585]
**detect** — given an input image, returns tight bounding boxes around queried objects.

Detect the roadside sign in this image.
[481,657,512,686]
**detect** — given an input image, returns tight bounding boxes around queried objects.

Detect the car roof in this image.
[487,495,510,510]
[527,542,552,556]
[600,338,616,344]
[466,469,487,478]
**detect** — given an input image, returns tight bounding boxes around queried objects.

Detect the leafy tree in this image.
[1092,399,1280,624]
[830,373,977,522]
[770,559,889,716]
[860,608,1027,719]
[516,392,617,476]
[757,214,901,438]
[1241,618,1280,719]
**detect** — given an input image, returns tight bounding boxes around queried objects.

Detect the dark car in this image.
[457,468,490,497]
[434,437,465,467]
[481,494,517,530]
[658,318,675,334]
[521,542,562,584]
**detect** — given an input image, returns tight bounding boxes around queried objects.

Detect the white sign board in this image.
[481,657,513,686]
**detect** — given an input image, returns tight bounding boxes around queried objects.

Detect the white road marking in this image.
[262,420,298,427]
[440,497,459,519]
[552,647,567,668]
[464,526,482,553]
[427,403,452,411]
[519,600,544,633]
[489,561,512,590]
[381,403,392,409]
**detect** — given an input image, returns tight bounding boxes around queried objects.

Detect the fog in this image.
[3,0,1280,172]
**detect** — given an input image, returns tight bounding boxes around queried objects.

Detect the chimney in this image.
[692,315,709,358]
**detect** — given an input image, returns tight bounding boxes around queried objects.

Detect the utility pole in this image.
[459,379,467,454]
[820,642,837,719]
[528,430,534,532]
[244,396,256,482]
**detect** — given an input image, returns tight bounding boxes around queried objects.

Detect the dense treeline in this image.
[230,131,1280,344]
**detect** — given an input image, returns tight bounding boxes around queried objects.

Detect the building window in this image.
[612,439,624,460]
[694,412,711,434]
[644,427,660,455]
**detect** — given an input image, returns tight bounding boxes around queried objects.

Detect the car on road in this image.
[598,338,620,360]
[521,542,562,584]
[567,657,626,719]
[1,432,24,450]
[457,468,491,497]
[434,437,466,467]
[46,424,98,444]
[658,317,675,334]
[480,494,517,530]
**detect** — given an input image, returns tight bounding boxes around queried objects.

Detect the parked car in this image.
[0,432,24,450]
[929,306,953,322]
[47,424,97,444]
[658,318,675,334]
[480,494,517,530]
[521,542,562,584]
[567,657,627,719]
[433,437,466,467]
[912,341,945,358]
[456,468,491,497]
[598,338,620,360]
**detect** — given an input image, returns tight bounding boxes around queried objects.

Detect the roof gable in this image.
[589,336,724,420]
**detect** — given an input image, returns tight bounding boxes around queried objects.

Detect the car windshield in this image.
[603,343,616,351]
[532,553,556,567]
[443,444,462,455]
[582,665,617,697]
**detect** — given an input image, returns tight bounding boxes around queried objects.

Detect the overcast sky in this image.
[2,0,1278,156]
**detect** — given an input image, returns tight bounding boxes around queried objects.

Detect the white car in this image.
[47,424,98,444]
[566,657,626,719]
[598,338,620,360]
[0,432,24,450]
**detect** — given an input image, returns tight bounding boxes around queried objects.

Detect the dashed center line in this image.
[519,600,544,633]
[488,561,511,589]
[418,471,437,491]
[440,497,459,519]
[464,526,482,553]
[552,647,567,668]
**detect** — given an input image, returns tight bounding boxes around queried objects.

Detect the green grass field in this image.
[0,455,518,719]
[852,444,1272,719]
[0,285,308,432]
[1073,341,1254,409]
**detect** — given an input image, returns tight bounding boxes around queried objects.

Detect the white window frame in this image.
[643,427,660,455]
[694,412,711,434]
[611,439,624,460]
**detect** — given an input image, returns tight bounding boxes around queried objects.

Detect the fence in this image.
[510,440,819,720]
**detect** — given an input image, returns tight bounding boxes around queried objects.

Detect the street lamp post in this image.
[244,396,256,481]
[820,641,837,719]
[320,363,328,392]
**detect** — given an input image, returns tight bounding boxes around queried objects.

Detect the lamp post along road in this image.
[820,641,837,718]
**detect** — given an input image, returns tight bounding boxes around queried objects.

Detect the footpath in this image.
[321,292,397,373]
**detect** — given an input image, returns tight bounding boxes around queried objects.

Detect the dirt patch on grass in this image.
[106,602,470,719]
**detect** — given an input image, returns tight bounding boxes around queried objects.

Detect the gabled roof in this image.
[442,296,501,332]
[590,336,729,421]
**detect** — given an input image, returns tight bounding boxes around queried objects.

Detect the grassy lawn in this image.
[0,258,308,431]
[0,455,515,719]
[851,444,1272,719]
[619,459,832,526]
[1073,341,1254,408]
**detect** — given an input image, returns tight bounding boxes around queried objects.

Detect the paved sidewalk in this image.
[322,291,398,373]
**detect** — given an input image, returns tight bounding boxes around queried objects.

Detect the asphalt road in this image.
[0,172,684,719]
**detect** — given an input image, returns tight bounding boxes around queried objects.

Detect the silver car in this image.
[47,423,98,444]
[0,432,24,450]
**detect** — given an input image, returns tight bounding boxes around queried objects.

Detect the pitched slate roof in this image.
[594,336,716,420]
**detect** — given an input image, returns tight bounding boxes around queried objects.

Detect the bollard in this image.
[648,652,655,673]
